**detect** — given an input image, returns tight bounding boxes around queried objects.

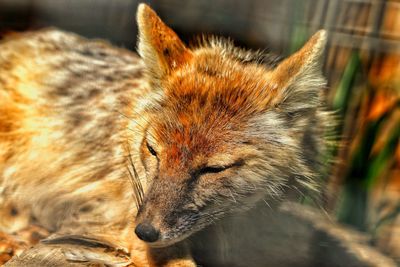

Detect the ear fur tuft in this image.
[269,30,328,110]
[136,4,192,80]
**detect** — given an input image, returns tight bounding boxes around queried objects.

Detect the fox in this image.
[0,3,332,267]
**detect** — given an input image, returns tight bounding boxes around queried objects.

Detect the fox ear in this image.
[136,4,192,80]
[269,30,327,110]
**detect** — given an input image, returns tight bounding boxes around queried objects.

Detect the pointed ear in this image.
[269,30,327,110]
[136,4,192,80]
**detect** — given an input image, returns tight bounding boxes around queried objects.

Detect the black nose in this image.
[135,222,160,243]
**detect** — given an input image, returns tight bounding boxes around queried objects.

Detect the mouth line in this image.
[146,221,210,248]
[146,230,192,248]
[141,211,223,248]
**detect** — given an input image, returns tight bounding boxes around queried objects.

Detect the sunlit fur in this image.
[0,4,333,266]
[0,29,145,251]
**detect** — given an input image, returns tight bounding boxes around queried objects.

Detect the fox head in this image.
[133,4,330,247]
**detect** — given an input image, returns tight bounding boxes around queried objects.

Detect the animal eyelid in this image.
[198,166,227,175]
[146,142,157,156]
[198,160,244,176]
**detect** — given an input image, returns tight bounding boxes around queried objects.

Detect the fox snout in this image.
[134,178,199,246]
[134,195,164,244]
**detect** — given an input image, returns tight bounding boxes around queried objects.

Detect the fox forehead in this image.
[163,48,279,115]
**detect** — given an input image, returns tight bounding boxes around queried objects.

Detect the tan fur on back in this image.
[0,30,147,240]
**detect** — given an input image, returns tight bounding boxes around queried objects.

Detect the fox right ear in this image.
[136,4,192,81]
[267,30,327,110]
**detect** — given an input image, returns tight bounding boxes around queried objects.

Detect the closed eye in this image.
[146,142,157,157]
[197,160,244,176]
[198,166,228,175]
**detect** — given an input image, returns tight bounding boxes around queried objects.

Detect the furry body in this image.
[0,29,148,259]
[0,4,331,266]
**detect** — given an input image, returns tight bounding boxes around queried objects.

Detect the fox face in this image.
[134,4,329,248]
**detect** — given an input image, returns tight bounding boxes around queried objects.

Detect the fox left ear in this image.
[136,4,192,81]
[268,30,327,110]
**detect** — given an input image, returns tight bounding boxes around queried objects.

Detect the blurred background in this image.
[0,0,399,264]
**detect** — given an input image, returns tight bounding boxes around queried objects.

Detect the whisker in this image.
[125,144,144,208]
